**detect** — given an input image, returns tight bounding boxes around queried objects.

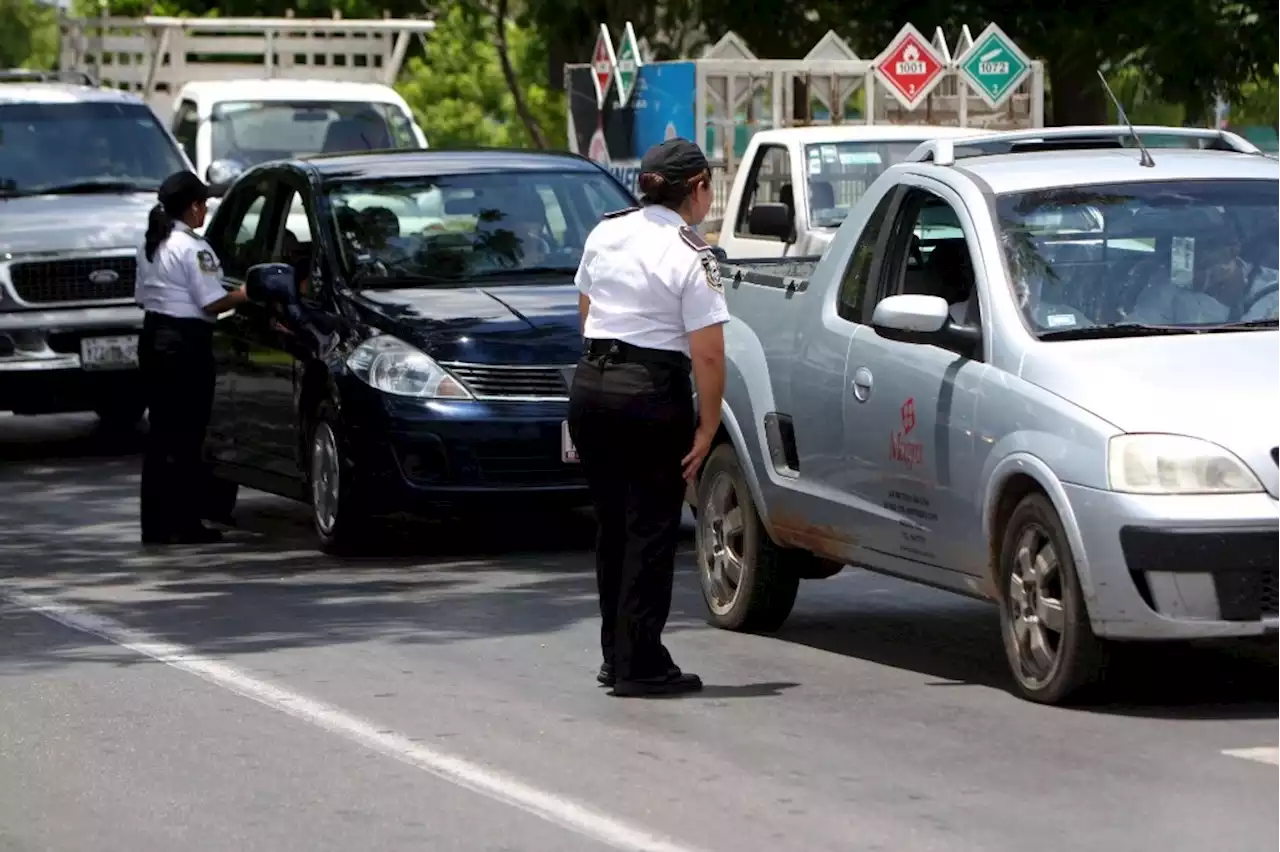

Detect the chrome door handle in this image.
[851,367,873,402]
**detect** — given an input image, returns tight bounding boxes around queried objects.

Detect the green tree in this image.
[396,1,565,149]
[0,0,59,70]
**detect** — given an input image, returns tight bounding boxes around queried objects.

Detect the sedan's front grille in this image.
[8,256,136,304]
[442,362,571,400]
[1262,569,1278,618]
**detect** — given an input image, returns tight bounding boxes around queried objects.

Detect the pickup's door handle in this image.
[851,367,873,402]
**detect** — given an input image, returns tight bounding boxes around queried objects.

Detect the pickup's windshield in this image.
[326,169,635,285]
[804,141,926,227]
[996,178,1279,336]
[0,101,187,197]
[210,100,420,168]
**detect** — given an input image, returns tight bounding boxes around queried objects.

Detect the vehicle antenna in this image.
[1097,69,1155,167]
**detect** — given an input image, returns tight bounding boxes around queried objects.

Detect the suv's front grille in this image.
[442,362,570,400]
[8,256,136,304]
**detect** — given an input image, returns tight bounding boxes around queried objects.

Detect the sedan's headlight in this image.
[346,335,472,399]
[1107,434,1263,495]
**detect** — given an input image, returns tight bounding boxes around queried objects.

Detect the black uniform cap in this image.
[157,170,209,216]
[639,137,710,183]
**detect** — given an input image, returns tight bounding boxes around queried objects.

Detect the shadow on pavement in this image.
[1,414,1274,720]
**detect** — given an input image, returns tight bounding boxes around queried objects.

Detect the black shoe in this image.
[597,662,615,686]
[141,531,172,545]
[170,525,223,544]
[610,671,703,698]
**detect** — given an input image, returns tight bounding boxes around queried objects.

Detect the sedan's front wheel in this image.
[309,401,373,555]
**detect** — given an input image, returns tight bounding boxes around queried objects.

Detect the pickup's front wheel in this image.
[695,444,799,632]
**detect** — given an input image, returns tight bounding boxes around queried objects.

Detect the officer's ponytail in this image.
[144,204,175,263]
[638,172,697,210]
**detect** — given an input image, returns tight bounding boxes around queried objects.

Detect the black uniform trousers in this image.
[138,311,216,539]
[568,339,695,682]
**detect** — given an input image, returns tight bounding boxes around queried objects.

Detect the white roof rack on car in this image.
[908,125,1261,166]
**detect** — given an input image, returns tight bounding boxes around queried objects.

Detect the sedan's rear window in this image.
[996,178,1279,334]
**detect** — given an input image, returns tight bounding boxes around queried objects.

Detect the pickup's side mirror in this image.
[748,202,793,241]
[872,293,982,350]
[245,262,298,305]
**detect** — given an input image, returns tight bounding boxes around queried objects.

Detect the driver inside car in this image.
[1127,212,1279,325]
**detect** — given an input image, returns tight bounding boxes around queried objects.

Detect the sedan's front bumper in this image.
[1065,482,1278,639]
[341,383,590,514]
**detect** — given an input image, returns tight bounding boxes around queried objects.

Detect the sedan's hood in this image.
[1020,332,1280,494]
[0,193,155,255]
[349,280,581,364]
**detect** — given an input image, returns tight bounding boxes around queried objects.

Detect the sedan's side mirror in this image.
[747,202,794,242]
[205,159,245,197]
[245,262,298,305]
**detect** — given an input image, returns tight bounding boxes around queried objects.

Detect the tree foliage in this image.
[396,1,564,149]
[0,0,59,70]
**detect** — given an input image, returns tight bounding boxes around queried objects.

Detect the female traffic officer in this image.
[569,138,729,698]
[135,170,248,545]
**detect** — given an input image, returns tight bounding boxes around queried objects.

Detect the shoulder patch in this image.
[602,206,639,220]
[679,225,710,253]
[196,249,219,274]
[699,253,723,293]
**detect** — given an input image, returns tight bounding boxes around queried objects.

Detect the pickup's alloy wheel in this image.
[998,493,1106,704]
[695,444,799,632]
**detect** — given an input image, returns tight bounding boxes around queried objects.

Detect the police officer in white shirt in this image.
[569,138,729,698]
[135,171,248,545]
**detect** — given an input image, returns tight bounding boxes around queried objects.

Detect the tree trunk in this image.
[494,0,548,149]
[1046,51,1108,126]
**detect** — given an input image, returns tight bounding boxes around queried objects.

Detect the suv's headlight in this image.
[346,335,472,399]
[1107,434,1263,495]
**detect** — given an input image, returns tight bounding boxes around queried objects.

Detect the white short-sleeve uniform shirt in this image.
[135,223,226,322]
[575,205,730,356]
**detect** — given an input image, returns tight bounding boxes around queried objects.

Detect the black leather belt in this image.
[583,338,689,369]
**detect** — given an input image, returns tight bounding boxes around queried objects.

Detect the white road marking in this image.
[3,588,710,852]
[1222,747,1279,766]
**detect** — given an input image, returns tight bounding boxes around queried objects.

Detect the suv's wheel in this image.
[308,401,373,555]
[696,443,799,632]
[998,493,1107,704]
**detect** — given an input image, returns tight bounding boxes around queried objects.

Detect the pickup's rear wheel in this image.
[998,493,1107,704]
[696,444,799,632]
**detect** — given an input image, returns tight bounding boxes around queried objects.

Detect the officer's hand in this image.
[681,426,715,484]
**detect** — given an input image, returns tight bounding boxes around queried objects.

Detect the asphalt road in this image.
[0,415,1276,852]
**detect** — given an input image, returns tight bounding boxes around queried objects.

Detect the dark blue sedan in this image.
[198,149,637,552]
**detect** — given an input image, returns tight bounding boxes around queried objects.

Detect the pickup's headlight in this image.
[346,335,472,399]
[1107,434,1263,495]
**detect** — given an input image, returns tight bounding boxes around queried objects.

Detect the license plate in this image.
[81,335,139,370]
[561,420,579,463]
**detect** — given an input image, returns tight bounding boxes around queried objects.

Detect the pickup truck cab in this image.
[693,126,1279,704]
[169,80,428,193]
[0,76,196,427]
[715,125,986,258]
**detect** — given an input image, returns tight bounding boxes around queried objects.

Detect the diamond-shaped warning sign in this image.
[956,23,1032,110]
[873,24,947,112]
[590,24,616,110]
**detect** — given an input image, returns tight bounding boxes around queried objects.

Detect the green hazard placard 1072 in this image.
[957,23,1033,110]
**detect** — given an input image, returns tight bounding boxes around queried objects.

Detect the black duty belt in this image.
[583,338,690,370]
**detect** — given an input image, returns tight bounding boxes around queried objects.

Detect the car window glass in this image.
[734,144,791,238]
[996,178,1278,334]
[173,101,198,165]
[209,100,420,171]
[880,189,979,325]
[218,184,273,280]
[836,189,896,322]
[803,141,922,229]
[326,169,635,285]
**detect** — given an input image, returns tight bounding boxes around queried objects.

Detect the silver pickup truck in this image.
[691,125,1279,704]
[0,74,195,427]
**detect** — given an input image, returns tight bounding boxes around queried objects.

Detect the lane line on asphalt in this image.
[2,587,711,852]
[1221,747,1279,766]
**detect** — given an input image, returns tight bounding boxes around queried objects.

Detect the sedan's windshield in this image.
[326,169,635,285]
[997,178,1279,336]
[211,100,420,168]
[0,101,187,197]
[804,141,928,227]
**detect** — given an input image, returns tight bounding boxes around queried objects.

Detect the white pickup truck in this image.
[715,125,987,259]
